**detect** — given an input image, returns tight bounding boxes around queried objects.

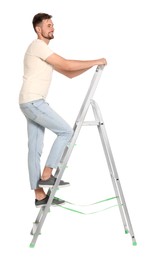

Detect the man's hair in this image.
[32,13,52,32]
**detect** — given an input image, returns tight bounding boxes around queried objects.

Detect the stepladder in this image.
[29,65,137,248]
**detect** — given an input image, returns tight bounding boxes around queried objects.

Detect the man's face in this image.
[38,19,54,40]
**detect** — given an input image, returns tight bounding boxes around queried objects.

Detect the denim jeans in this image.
[20,99,73,190]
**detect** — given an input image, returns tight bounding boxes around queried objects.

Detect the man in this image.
[19,13,107,208]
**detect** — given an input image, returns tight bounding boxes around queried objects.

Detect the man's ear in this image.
[35,26,41,34]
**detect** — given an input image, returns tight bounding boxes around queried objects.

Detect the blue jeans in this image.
[20,99,73,190]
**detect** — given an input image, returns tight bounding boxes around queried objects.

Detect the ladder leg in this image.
[30,207,44,235]
[91,100,137,245]
[29,188,54,247]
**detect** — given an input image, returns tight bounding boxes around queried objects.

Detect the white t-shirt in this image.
[19,39,53,104]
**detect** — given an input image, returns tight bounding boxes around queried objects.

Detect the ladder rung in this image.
[78,121,99,126]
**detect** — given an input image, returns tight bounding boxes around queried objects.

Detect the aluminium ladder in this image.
[30,65,137,247]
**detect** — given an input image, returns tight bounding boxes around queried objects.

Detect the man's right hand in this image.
[98,58,107,66]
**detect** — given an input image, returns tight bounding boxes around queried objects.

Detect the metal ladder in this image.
[29,65,137,247]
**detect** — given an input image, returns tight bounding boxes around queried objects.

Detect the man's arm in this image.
[46,53,107,76]
[53,67,92,79]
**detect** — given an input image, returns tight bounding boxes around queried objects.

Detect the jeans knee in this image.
[59,127,73,142]
[64,127,73,142]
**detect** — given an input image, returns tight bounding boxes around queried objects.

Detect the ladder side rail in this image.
[54,65,104,175]
[30,207,44,235]
[55,66,105,174]
[30,208,48,246]
[75,65,104,124]
[57,65,104,171]
[96,126,128,230]
[99,121,136,242]
[91,100,136,243]
[90,100,128,230]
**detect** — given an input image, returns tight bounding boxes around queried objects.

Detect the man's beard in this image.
[42,32,54,40]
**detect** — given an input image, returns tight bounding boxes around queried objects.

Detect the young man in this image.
[19,13,107,208]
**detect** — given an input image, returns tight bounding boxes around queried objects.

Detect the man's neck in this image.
[38,36,50,45]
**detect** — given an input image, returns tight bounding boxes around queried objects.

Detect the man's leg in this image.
[27,118,46,200]
[21,99,73,200]
[37,102,73,170]
[41,167,53,180]
[30,101,73,202]
[34,188,46,201]
[29,101,73,186]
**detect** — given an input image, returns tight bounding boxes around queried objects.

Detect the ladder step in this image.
[80,121,100,126]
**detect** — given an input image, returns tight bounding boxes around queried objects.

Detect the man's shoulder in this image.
[26,39,49,53]
[28,39,45,48]
[25,39,53,60]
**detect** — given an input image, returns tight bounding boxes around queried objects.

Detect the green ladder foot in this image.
[29,243,35,248]
[133,241,137,246]
[125,230,129,234]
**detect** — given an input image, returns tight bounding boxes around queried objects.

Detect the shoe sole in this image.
[36,201,65,208]
[38,183,70,188]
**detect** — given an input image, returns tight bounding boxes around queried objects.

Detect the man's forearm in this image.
[54,67,92,78]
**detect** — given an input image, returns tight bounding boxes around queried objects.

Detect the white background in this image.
[0,0,155,259]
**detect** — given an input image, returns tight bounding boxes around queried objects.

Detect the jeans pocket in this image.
[20,99,46,121]
[20,106,37,120]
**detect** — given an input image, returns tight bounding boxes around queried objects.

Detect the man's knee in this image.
[59,126,73,141]
[64,127,73,141]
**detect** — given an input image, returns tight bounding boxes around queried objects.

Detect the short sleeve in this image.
[29,39,53,60]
